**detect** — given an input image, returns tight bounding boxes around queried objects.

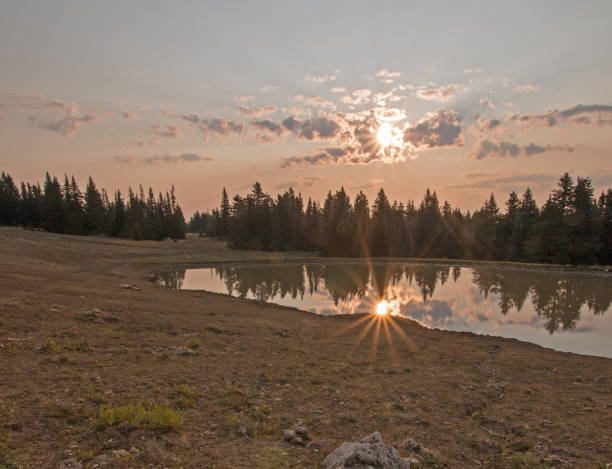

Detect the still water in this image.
[158,262,612,358]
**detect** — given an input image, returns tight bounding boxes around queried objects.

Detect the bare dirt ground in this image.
[0,227,610,468]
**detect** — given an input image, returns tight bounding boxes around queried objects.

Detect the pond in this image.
[157,262,612,358]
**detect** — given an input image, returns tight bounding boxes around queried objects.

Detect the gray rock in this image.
[321,432,411,469]
[119,283,139,290]
[294,424,309,437]
[402,438,421,453]
[283,429,296,442]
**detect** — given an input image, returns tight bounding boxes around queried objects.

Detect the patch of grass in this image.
[97,402,183,432]
[177,384,196,398]
[256,446,289,469]
[0,433,18,469]
[187,339,200,350]
[86,388,106,405]
[176,384,196,408]
[504,452,540,469]
[40,338,59,353]
[509,439,533,453]
[62,340,90,352]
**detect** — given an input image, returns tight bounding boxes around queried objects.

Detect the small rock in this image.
[119,283,139,290]
[291,435,304,446]
[283,429,296,442]
[293,424,309,437]
[403,438,421,453]
[175,346,196,356]
[58,458,82,469]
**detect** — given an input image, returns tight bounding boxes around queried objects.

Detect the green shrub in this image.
[187,339,200,350]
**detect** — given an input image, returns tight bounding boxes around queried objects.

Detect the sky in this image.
[1,0,611,216]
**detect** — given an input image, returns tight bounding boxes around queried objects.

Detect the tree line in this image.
[193,173,611,265]
[0,172,186,240]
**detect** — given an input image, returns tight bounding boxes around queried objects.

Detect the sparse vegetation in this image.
[0,433,18,469]
[187,339,200,350]
[97,402,183,432]
[256,446,290,469]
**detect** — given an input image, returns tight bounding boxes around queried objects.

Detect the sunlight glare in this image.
[377,123,394,148]
[376,300,389,316]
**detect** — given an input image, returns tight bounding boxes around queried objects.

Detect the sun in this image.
[377,123,394,148]
[376,300,389,316]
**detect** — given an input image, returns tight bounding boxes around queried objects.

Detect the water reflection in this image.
[158,263,610,331]
[157,263,612,356]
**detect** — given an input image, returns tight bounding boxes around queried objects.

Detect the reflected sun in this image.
[376,300,389,316]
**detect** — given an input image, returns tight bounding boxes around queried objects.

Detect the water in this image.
[157,262,612,358]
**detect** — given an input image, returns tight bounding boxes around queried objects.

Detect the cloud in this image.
[472,139,574,159]
[237,105,278,117]
[234,94,254,102]
[250,119,285,143]
[464,67,483,74]
[508,104,612,128]
[331,87,346,93]
[260,85,278,93]
[375,69,401,82]
[180,114,247,140]
[514,83,541,92]
[281,115,342,140]
[304,73,337,83]
[416,84,469,102]
[2,91,101,136]
[114,152,213,165]
[120,110,138,119]
[30,115,101,137]
[121,139,160,147]
[447,170,558,190]
[292,94,335,108]
[479,98,495,109]
[147,123,180,139]
[339,89,372,106]
[273,176,328,190]
[403,111,463,149]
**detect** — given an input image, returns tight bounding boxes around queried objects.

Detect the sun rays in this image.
[330,262,421,362]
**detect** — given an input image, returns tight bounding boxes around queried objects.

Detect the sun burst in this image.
[376,122,402,149]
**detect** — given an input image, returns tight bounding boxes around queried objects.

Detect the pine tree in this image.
[569,177,599,264]
[599,189,612,265]
[0,172,20,226]
[84,176,105,234]
[42,173,64,233]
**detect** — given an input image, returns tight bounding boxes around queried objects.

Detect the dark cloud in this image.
[415,84,469,102]
[180,114,246,140]
[280,147,352,168]
[237,105,278,117]
[3,91,101,136]
[472,139,574,159]
[114,152,212,165]
[403,111,463,149]
[120,110,137,119]
[508,104,612,128]
[31,115,100,137]
[281,115,341,140]
[147,123,179,139]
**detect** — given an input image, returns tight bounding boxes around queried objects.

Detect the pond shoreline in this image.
[1,227,611,468]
